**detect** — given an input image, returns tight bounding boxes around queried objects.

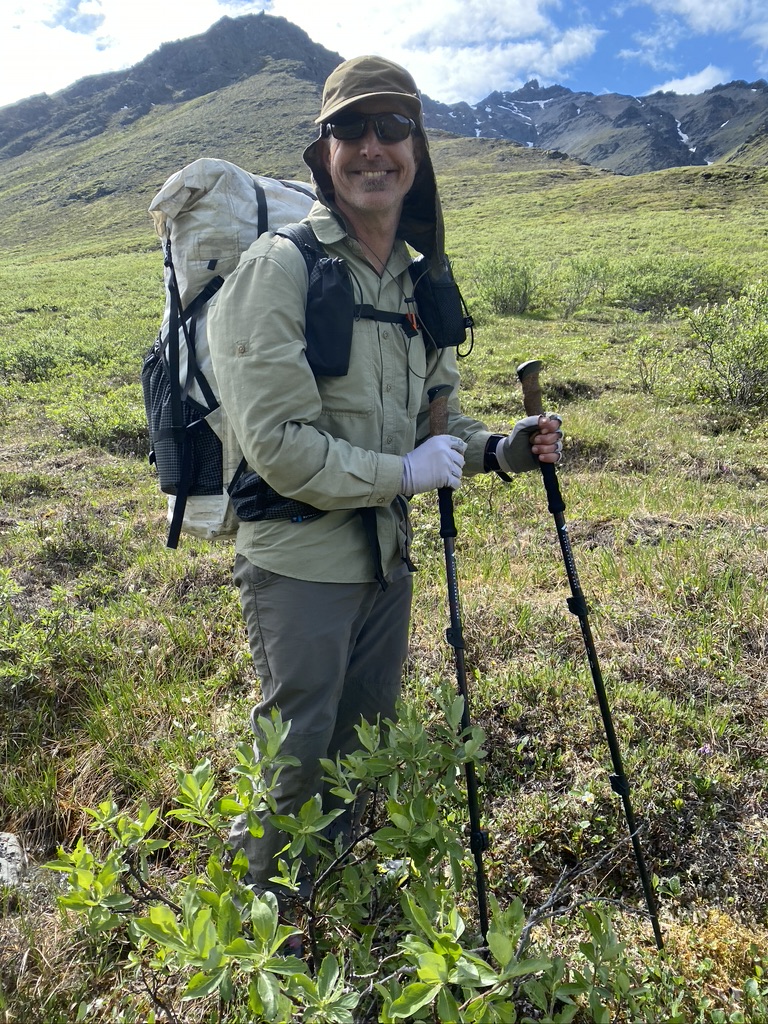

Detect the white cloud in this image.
[617,18,684,73]
[650,64,732,93]
[643,0,750,34]
[264,0,602,102]
[0,0,264,106]
[641,0,768,51]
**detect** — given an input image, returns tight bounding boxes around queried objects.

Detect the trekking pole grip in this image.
[427,384,457,538]
[516,360,565,515]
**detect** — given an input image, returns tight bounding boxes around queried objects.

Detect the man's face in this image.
[322,99,419,226]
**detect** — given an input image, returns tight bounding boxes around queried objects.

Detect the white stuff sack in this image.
[147,158,315,542]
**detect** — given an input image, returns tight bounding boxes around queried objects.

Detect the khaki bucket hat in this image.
[316,55,423,125]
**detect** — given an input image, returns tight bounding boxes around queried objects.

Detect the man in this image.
[208,55,562,897]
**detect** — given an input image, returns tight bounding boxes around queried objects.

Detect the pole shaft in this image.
[517,364,664,950]
[428,385,490,940]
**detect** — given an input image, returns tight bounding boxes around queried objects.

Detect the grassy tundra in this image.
[1,149,768,1021]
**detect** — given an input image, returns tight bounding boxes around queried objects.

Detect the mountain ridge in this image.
[1,14,767,176]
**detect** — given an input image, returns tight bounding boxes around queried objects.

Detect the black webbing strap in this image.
[355,304,418,336]
[254,178,268,235]
[162,240,226,546]
[357,508,387,591]
[166,427,195,549]
[164,240,185,446]
[276,221,319,269]
[226,456,248,495]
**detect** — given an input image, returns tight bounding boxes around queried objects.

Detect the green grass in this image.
[2,145,768,1020]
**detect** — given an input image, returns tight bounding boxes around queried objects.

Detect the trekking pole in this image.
[428,384,490,941]
[517,360,664,951]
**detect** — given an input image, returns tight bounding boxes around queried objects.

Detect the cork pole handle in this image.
[428,383,451,437]
[516,359,544,418]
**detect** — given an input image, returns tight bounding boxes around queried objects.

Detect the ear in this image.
[320,135,332,173]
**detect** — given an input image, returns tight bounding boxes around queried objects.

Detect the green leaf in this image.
[455,954,499,987]
[390,812,413,832]
[216,797,246,815]
[525,978,549,1012]
[401,893,439,943]
[388,982,442,1018]
[230,848,251,879]
[553,1004,581,1023]
[502,956,551,980]
[221,967,234,1003]
[488,928,515,968]
[251,896,277,945]
[317,953,340,999]
[417,951,449,984]
[191,907,216,957]
[223,937,260,959]
[437,985,461,1022]
[183,968,226,1000]
[257,972,280,1020]
[207,855,227,893]
[588,988,610,1024]
[142,805,160,832]
[216,892,241,946]
[135,906,189,955]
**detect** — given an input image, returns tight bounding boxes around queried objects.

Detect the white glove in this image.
[401,435,466,495]
[497,414,563,473]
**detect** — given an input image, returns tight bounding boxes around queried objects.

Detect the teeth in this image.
[359,170,388,177]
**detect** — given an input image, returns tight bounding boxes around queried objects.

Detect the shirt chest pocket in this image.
[315,321,376,418]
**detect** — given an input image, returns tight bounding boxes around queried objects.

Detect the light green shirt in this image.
[208,203,492,583]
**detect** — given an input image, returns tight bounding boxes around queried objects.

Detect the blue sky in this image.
[1,0,767,109]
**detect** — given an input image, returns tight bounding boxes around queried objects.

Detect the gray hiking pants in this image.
[229,554,413,892]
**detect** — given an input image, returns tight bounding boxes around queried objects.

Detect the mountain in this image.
[1,14,767,178]
[436,79,768,175]
[0,14,343,161]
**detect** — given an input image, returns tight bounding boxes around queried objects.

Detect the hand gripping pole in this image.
[517,360,664,950]
[428,384,490,941]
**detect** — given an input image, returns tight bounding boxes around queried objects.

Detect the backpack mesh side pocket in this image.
[142,338,222,497]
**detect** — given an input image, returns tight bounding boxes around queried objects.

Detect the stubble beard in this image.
[358,174,389,193]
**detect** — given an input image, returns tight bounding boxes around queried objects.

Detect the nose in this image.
[358,122,385,156]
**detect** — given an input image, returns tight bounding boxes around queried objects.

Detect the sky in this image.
[2,0,767,110]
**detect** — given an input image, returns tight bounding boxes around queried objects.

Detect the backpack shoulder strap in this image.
[275,221,323,275]
[277,223,419,339]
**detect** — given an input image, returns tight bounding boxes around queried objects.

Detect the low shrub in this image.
[472,255,537,315]
[34,694,768,1023]
[612,257,742,317]
[679,281,768,410]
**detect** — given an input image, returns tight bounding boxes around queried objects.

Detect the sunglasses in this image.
[324,112,417,143]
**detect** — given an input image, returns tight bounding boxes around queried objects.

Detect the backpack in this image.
[141,158,315,547]
[142,157,474,549]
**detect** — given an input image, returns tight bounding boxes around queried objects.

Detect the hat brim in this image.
[315,91,422,124]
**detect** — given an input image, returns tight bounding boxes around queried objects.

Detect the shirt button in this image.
[386,436,393,444]
[377,497,385,504]
[382,330,389,339]
[386,384,392,392]
[237,344,246,355]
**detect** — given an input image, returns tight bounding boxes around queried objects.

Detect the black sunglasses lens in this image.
[377,114,413,140]
[329,120,365,140]
[328,113,414,142]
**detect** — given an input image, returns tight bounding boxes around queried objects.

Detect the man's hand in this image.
[402,435,466,495]
[496,414,563,473]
